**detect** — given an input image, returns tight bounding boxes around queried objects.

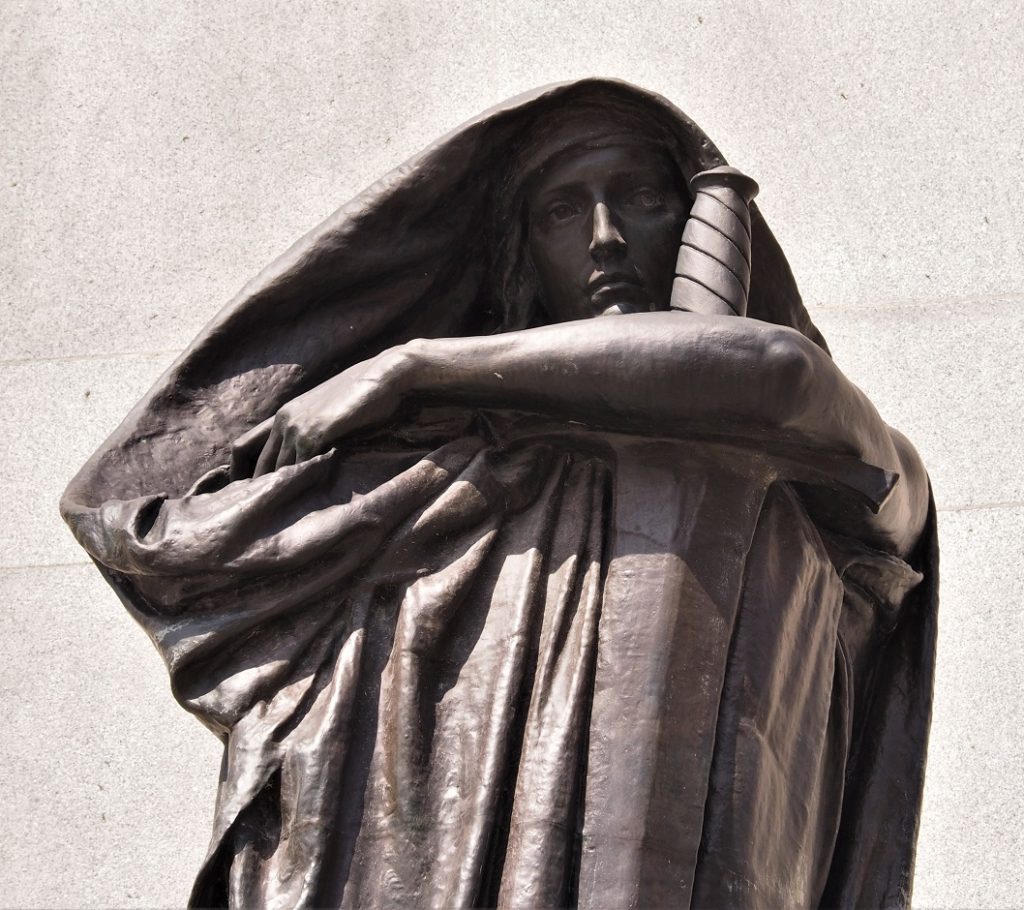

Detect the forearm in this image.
[402,313,928,555]
[408,314,871,459]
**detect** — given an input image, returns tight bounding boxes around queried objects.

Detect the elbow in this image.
[757,328,818,427]
[889,427,931,554]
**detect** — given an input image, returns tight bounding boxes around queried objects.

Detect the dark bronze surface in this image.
[60,79,937,909]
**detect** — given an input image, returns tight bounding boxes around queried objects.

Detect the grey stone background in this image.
[2,1,1021,906]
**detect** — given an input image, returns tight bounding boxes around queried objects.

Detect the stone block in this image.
[0,353,173,567]
[914,505,1024,908]
[0,564,220,908]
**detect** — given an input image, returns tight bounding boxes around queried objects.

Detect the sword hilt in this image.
[670,166,759,317]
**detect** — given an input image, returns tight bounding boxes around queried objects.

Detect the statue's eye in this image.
[630,188,663,208]
[546,201,579,223]
[630,189,663,208]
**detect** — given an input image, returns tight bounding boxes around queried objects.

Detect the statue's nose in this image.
[589,203,627,261]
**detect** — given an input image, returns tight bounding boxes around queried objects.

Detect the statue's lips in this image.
[588,276,650,307]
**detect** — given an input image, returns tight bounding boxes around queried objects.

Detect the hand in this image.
[231,346,416,478]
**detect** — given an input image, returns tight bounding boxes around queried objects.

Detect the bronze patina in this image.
[61,80,937,909]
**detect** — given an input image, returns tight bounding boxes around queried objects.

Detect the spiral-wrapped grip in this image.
[670,166,760,317]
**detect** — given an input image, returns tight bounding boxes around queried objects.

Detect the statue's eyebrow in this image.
[609,165,676,188]
[530,162,678,208]
[531,180,590,204]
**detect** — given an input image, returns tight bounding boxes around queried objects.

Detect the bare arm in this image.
[240,313,928,557]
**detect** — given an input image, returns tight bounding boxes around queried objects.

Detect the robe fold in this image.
[61,80,937,908]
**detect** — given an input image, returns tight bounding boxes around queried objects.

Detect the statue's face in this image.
[526,143,688,321]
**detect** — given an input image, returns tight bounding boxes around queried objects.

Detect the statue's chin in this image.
[599,302,647,317]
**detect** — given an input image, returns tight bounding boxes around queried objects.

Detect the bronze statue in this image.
[61,80,937,909]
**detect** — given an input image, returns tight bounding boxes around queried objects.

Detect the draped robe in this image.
[60,80,937,909]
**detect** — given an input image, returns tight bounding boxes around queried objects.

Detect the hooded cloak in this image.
[60,79,937,909]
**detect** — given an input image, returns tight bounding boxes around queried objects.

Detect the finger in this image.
[253,430,284,478]
[275,436,298,472]
[293,429,327,466]
[230,417,274,480]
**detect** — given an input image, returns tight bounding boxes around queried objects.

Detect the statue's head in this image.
[526,141,688,322]
[492,97,692,328]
